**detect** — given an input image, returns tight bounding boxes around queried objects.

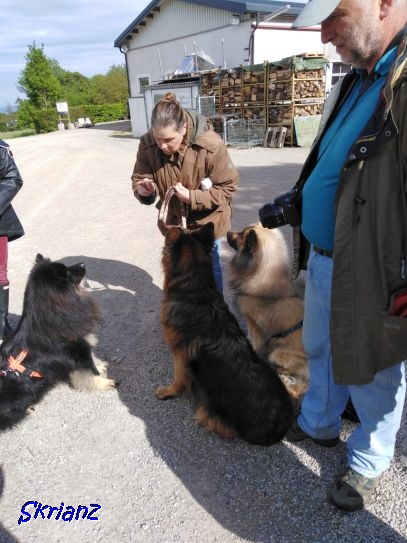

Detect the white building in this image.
[114,0,342,137]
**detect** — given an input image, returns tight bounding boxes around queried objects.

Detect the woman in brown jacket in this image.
[131,93,239,292]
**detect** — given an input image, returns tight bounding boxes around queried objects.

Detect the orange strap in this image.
[7,350,43,379]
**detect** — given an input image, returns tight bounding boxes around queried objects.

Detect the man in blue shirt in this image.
[285,0,407,511]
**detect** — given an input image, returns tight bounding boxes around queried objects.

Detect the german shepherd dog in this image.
[227,223,308,400]
[155,223,294,445]
[0,254,116,431]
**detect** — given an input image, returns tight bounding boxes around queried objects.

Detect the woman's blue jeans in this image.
[212,238,223,293]
[298,247,406,478]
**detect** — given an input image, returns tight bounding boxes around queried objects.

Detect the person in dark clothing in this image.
[282,0,407,512]
[0,140,24,340]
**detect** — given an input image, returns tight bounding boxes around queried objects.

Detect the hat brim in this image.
[292,0,341,28]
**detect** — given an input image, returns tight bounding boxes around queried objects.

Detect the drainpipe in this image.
[119,43,131,119]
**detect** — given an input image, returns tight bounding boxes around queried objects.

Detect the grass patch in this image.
[0,129,36,140]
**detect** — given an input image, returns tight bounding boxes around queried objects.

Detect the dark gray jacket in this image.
[0,140,24,241]
[292,30,407,385]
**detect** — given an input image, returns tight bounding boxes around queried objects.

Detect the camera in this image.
[259,189,301,229]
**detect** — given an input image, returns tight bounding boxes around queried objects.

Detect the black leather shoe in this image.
[286,420,340,448]
[329,469,381,511]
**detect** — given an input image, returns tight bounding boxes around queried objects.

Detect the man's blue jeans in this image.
[298,247,406,478]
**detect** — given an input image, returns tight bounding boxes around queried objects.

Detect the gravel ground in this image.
[0,126,406,543]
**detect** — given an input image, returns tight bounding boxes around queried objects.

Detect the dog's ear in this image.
[35,253,45,264]
[193,222,215,250]
[165,227,182,245]
[245,229,259,255]
[226,231,239,251]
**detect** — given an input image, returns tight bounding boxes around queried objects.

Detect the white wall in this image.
[126,22,253,136]
[128,96,148,137]
[124,12,340,136]
[253,25,325,64]
[126,21,252,91]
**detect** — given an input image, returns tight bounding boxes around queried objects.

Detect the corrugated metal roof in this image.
[114,0,307,47]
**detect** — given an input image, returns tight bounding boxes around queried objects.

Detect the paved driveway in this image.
[0,127,406,543]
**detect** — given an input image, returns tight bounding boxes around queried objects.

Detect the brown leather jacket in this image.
[131,110,239,238]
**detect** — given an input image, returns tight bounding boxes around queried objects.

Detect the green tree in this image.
[17,43,62,109]
[49,59,95,106]
[15,99,36,130]
[92,64,128,105]
[15,44,128,132]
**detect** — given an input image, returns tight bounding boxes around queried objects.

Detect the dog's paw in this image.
[284,382,308,401]
[94,376,117,390]
[70,370,117,391]
[154,385,181,400]
[94,358,109,376]
[194,406,237,439]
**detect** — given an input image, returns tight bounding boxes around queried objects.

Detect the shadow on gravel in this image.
[229,163,302,231]
[0,467,19,543]
[221,164,300,264]
[89,120,131,132]
[58,254,406,542]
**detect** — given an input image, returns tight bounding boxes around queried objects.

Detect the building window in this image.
[330,62,351,87]
[153,94,165,105]
[138,75,150,94]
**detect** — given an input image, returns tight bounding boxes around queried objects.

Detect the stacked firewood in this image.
[198,55,327,144]
[220,70,241,106]
[294,78,325,99]
[200,71,220,101]
[294,103,324,116]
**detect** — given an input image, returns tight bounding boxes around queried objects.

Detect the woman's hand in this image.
[136,178,155,197]
[174,182,190,204]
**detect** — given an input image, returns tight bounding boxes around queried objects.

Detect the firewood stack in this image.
[198,54,327,145]
[266,56,326,145]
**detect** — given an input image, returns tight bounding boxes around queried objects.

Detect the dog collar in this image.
[268,320,303,340]
[7,350,43,379]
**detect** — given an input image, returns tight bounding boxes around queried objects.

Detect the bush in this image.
[32,108,59,133]
[16,101,58,133]
[16,101,36,131]
[15,102,128,134]
[69,103,128,124]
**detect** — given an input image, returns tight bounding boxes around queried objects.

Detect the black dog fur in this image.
[156,223,294,445]
[0,254,115,431]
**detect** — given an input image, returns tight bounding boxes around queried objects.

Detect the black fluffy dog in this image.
[155,223,294,445]
[0,254,116,431]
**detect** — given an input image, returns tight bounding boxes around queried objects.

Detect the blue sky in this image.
[0,0,151,109]
[1,0,309,111]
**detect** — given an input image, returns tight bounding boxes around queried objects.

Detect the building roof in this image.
[114,0,307,48]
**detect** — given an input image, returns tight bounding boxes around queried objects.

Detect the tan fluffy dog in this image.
[227,223,308,399]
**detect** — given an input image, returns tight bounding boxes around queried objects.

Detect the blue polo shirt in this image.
[301,47,397,252]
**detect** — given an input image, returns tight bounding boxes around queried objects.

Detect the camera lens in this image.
[259,204,287,229]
